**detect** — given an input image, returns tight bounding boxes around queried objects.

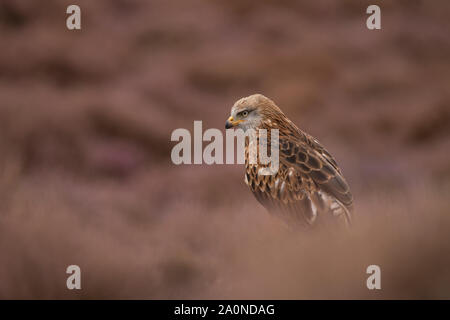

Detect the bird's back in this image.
[244,126,353,228]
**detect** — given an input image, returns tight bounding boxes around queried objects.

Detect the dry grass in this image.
[0,171,449,299]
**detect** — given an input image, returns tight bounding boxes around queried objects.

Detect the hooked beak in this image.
[225,116,243,129]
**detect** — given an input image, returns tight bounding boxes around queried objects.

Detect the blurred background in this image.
[0,0,449,299]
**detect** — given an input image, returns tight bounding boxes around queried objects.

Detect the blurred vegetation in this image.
[0,0,449,298]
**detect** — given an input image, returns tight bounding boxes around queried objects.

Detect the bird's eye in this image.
[241,110,248,117]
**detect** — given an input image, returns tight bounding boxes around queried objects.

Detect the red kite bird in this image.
[226,94,353,228]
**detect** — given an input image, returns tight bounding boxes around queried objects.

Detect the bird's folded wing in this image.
[246,133,353,226]
[279,134,353,209]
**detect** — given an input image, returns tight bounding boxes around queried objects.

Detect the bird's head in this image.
[225,94,285,131]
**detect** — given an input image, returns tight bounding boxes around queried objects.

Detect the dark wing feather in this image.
[302,134,353,208]
[245,130,353,227]
[280,133,353,218]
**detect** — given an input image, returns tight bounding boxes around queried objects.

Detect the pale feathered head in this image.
[225,94,286,131]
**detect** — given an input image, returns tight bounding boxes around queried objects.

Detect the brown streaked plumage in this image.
[226,94,353,228]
